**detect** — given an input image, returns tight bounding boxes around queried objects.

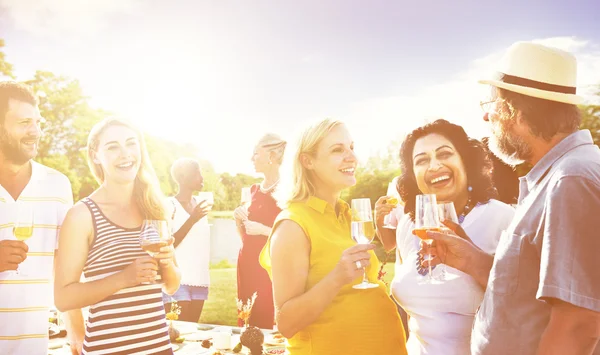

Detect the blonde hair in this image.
[286,118,344,204]
[257,133,286,165]
[87,118,167,220]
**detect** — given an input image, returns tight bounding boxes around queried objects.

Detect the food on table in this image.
[201,339,213,349]
[240,325,264,355]
[174,336,185,343]
[211,351,224,355]
[232,342,243,353]
[265,349,285,355]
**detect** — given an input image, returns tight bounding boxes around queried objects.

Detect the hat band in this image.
[497,72,577,95]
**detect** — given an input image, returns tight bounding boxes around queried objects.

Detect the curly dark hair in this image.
[398,119,497,221]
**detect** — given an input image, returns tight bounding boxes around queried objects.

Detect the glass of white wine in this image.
[414,194,441,284]
[13,203,34,275]
[435,202,460,280]
[240,187,252,209]
[197,192,214,225]
[383,180,400,229]
[139,220,171,284]
[350,198,379,290]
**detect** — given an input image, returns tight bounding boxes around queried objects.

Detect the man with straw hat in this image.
[425,41,600,354]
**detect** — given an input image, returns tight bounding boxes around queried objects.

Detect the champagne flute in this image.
[139,220,170,284]
[350,198,379,290]
[414,194,441,284]
[197,192,214,225]
[436,202,459,280]
[240,187,252,208]
[13,203,34,275]
[383,180,400,229]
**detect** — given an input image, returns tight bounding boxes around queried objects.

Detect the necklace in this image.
[260,179,279,193]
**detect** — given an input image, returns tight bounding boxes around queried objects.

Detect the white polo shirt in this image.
[0,161,73,355]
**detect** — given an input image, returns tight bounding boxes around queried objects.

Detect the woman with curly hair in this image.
[374,119,514,355]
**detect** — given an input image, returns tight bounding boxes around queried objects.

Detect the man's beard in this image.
[488,119,532,167]
[0,126,37,165]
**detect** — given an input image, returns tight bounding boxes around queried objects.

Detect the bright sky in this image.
[1,0,599,175]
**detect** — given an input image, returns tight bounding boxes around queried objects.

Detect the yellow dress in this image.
[260,196,407,355]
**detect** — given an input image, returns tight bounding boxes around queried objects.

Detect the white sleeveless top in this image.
[170,197,211,287]
[391,199,514,355]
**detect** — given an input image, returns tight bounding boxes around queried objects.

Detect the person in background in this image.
[54,118,180,354]
[427,41,600,355]
[233,133,285,329]
[260,119,407,354]
[375,119,514,355]
[0,81,82,355]
[163,157,211,322]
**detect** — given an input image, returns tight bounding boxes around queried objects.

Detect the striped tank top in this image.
[81,198,172,355]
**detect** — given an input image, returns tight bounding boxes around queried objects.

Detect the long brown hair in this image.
[87,118,167,220]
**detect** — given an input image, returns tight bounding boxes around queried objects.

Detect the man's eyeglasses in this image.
[479,99,501,113]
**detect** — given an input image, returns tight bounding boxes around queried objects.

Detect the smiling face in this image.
[92,125,142,185]
[412,133,468,203]
[303,124,357,192]
[0,98,43,164]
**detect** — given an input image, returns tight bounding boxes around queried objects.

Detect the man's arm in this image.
[537,299,600,355]
[536,176,600,354]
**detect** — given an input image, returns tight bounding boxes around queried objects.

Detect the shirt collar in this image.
[524,130,593,191]
[306,195,350,215]
[30,160,46,181]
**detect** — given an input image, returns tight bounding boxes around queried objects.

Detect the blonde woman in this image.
[54,118,180,355]
[260,119,407,355]
[233,133,285,329]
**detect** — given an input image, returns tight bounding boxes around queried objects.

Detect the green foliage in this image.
[217,173,261,210]
[0,39,14,79]
[580,91,600,147]
[343,142,401,205]
[209,259,236,269]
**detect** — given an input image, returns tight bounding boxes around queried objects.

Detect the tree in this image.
[217,173,261,210]
[23,71,107,200]
[580,88,600,147]
[0,39,15,79]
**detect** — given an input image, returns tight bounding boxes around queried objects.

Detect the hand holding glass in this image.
[13,203,34,275]
[350,198,379,289]
[383,181,400,229]
[413,194,442,284]
[139,220,170,283]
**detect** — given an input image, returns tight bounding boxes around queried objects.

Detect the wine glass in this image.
[197,192,214,225]
[139,219,171,284]
[383,180,400,229]
[13,203,34,275]
[436,202,459,280]
[240,187,252,208]
[350,198,379,290]
[197,192,214,209]
[414,194,441,284]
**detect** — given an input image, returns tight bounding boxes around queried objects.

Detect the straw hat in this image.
[479,41,583,105]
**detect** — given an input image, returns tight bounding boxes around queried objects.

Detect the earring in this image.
[467,186,473,192]
[269,161,272,165]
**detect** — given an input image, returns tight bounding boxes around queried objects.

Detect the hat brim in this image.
[478,79,584,105]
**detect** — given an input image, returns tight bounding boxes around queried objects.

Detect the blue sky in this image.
[1,0,599,174]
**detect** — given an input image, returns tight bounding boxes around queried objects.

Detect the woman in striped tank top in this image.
[54,118,181,355]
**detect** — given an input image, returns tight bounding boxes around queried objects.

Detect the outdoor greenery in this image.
[1,38,599,207]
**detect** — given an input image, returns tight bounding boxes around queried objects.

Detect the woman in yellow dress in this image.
[260,119,407,355]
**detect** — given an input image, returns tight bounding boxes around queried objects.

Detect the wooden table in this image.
[48,321,286,355]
